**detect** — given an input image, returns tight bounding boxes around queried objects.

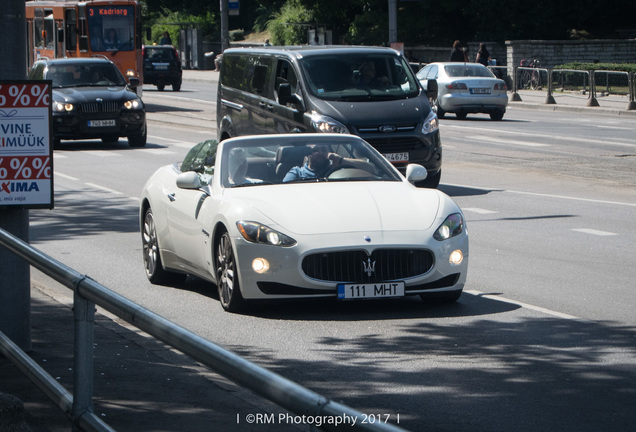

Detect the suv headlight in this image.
[124,99,141,110]
[434,213,464,241]
[53,101,74,112]
[310,112,350,134]
[421,110,439,134]
[236,221,296,247]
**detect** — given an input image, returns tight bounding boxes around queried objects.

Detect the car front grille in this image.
[302,249,434,283]
[362,136,424,153]
[80,101,121,114]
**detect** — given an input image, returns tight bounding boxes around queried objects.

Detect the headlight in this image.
[236,221,296,247]
[53,101,74,112]
[434,213,464,241]
[310,112,350,134]
[124,99,141,110]
[421,110,439,134]
[126,69,136,77]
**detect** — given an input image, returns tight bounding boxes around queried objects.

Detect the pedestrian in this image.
[475,43,490,66]
[264,39,271,46]
[449,40,468,62]
[160,31,172,45]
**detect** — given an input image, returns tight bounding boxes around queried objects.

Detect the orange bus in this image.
[25,0,143,91]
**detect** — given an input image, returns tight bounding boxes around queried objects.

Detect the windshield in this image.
[220,139,402,188]
[444,64,495,78]
[300,53,420,101]
[87,5,135,52]
[47,63,127,88]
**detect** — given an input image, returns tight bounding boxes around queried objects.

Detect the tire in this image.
[490,111,504,121]
[157,84,165,91]
[431,97,445,119]
[455,111,467,120]
[128,125,147,148]
[216,231,245,312]
[172,83,181,91]
[415,169,441,189]
[142,208,186,285]
[420,289,462,304]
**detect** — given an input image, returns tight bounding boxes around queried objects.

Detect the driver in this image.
[283,144,343,182]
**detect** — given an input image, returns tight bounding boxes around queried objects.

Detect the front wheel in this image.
[490,111,504,121]
[128,126,147,148]
[216,231,245,312]
[142,208,186,285]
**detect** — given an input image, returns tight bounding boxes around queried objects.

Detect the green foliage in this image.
[267,1,314,45]
[144,8,218,46]
[229,29,245,41]
[556,63,636,73]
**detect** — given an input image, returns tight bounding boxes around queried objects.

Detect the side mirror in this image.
[176,171,202,189]
[128,77,140,88]
[277,83,300,106]
[424,79,438,97]
[405,164,428,184]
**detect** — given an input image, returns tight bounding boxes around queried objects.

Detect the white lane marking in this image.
[571,228,617,236]
[463,207,498,214]
[142,149,177,155]
[85,183,123,195]
[55,172,79,181]
[464,290,590,322]
[445,183,636,207]
[83,151,123,157]
[472,135,550,147]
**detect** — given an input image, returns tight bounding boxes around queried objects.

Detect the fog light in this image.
[449,249,463,265]
[252,258,270,274]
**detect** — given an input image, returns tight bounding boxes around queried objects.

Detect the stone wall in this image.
[406,39,636,69]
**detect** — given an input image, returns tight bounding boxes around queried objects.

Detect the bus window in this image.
[65,9,77,52]
[87,5,134,52]
[44,10,55,50]
[34,9,44,49]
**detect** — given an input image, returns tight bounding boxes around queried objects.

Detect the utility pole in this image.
[388,0,397,45]
[220,0,229,52]
[0,0,31,350]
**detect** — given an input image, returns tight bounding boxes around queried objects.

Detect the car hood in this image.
[228,182,442,236]
[309,94,430,126]
[53,86,136,103]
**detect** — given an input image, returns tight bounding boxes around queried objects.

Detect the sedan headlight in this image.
[310,112,350,134]
[421,110,439,134]
[236,221,296,247]
[124,99,141,110]
[434,213,464,241]
[53,101,74,112]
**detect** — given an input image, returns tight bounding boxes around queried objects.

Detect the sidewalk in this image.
[178,69,636,117]
[0,283,296,432]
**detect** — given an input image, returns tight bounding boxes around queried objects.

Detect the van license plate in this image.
[338,282,405,300]
[88,120,116,127]
[383,152,409,162]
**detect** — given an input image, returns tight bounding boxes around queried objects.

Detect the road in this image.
[28,81,636,432]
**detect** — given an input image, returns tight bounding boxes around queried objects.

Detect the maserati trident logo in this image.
[363,257,376,277]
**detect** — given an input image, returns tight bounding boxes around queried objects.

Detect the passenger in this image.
[104,29,119,50]
[357,61,389,89]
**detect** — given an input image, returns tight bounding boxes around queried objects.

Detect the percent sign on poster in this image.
[0,156,51,180]
[0,84,50,107]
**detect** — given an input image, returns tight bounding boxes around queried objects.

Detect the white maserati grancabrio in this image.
[140,134,468,312]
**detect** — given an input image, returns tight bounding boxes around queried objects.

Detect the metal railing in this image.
[0,227,405,432]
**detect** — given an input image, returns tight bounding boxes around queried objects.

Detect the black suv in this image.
[28,57,147,147]
[142,45,182,91]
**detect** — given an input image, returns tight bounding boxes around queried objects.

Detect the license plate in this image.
[383,152,409,163]
[153,63,169,70]
[338,282,405,300]
[88,119,116,127]
[470,88,491,94]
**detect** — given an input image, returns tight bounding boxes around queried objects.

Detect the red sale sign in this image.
[0,81,53,208]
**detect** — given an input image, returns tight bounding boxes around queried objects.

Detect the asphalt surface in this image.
[1,68,635,432]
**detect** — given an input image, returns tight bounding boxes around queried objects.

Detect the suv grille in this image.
[80,101,120,114]
[363,136,424,153]
[302,249,434,282]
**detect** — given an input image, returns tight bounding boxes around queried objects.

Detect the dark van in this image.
[216,46,442,187]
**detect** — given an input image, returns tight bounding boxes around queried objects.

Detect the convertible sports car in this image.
[140,134,468,312]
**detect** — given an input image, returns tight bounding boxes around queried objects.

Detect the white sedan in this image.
[140,134,468,312]
[417,62,508,120]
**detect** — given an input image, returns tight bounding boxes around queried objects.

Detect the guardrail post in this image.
[511,66,522,101]
[72,282,95,431]
[627,72,636,110]
[587,70,599,107]
[545,68,556,104]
